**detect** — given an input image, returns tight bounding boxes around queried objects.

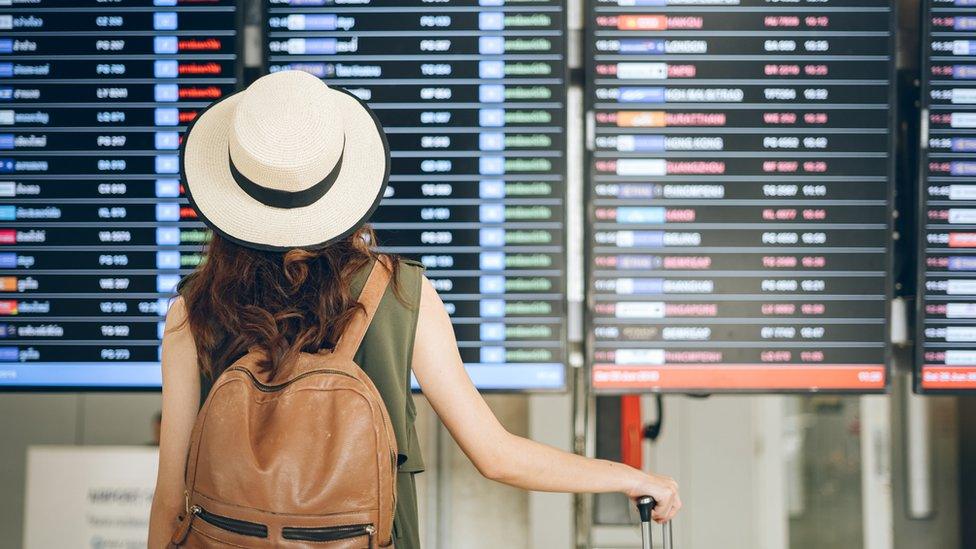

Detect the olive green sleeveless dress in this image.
[198,257,426,549]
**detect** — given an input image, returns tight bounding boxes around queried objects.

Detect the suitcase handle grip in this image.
[636,495,674,549]
[636,495,655,523]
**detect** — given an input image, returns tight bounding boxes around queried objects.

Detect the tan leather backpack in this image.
[170,260,398,548]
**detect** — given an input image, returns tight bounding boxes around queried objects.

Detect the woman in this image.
[148,70,680,548]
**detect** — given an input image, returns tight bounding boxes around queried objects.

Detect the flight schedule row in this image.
[265,0,568,390]
[0,0,240,388]
[918,0,976,393]
[587,1,894,393]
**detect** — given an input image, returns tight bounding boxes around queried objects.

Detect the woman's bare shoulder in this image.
[162,296,196,360]
[164,295,189,330]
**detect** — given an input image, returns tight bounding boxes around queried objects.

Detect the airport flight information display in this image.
[917,0,976,392]
[266,0,567,390]
[587,1,894,392]
[0,1,240,388]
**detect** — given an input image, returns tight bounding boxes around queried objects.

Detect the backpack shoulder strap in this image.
[333,256,392,360]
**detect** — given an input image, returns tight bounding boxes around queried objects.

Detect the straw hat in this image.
[180,70,390,251]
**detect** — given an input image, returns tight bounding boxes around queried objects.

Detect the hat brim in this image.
[180,85,390,251]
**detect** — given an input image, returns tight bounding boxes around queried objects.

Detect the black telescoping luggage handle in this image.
[636,496,674,549]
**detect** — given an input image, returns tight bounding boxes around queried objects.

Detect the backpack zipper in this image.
[282,523,375,542]
[391,450,399,534]
[176,506,376,545]
[228,366,356,392]
[189,505,269,538]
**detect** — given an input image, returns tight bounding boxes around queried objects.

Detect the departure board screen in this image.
[917,0,976,393]
[0,0,240,389]
[586,0,894,392]
[266,0,568,391]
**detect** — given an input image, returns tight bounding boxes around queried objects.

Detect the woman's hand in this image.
[626,472,681,523]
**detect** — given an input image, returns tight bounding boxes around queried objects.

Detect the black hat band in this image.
[228,139,345,209]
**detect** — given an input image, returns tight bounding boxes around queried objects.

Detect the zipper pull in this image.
[170,505,200,546]
[366,524,376,549]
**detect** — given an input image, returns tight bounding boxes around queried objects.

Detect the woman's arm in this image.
[411,277,681,523]
[147,297,202,547]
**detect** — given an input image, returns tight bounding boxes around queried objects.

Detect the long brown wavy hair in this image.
[177,226,400,380]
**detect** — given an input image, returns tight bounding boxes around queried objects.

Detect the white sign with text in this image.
[23,445,158,549]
